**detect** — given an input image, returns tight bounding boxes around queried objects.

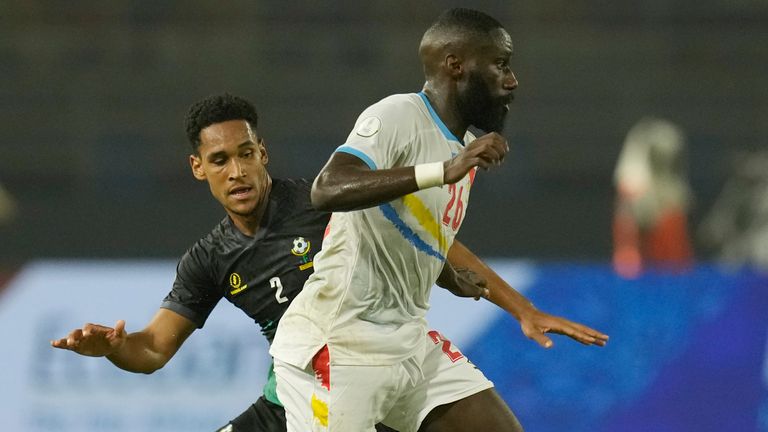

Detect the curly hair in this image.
[184,93,259,152]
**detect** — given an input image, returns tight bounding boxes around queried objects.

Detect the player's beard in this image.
[457,71,509,133]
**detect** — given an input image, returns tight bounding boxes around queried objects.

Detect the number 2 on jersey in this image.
[441,183,465,230]
[270,277,289,304]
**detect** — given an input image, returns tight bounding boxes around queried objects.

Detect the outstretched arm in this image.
[447,240,609,348]
[51,308,196,374]
[311,133,509,212]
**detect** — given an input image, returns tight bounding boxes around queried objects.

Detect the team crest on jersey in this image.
[291,237,311,256]
[292,237,314,271]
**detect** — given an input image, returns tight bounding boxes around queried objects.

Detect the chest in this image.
[216,220,326,327]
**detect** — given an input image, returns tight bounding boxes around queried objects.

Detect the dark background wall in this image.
[0,0,766,264]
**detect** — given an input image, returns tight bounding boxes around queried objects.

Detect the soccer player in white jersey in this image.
[270,8,609,432]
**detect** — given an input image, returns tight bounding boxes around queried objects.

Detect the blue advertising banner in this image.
[0,260,765,431]
[465,265,768,432]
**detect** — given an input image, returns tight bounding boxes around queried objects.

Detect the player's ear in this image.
[445,54,463,79]
[190,154,206,180]
[258,138,269,165]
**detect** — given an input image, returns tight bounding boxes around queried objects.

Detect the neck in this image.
[229,176,272,237]
[422,82,469,139]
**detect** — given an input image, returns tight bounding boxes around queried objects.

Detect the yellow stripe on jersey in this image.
[311,393,329,427]
[402,193,447,254]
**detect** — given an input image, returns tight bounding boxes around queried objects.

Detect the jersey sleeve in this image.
[161,245,222,329]
[335,97,414,170]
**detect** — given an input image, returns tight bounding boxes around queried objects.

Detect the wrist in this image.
[414,162,444,190]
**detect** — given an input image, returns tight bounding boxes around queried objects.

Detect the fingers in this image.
[82,322,114,338]
[51,329,83,350]
[524,313,609,348]
[50,322,123,353]
[468,136,508,168]
[114,320,126,335]
[67,328,84,347]
[563,321,609,346]
[50,338,69,349]
[474,287,490,301]
[528,331,554,349]
[552,320,609,347]
[446,133,509,182]
[50,328,85,350]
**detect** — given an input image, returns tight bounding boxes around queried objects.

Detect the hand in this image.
[444,132,509,184]
[437,267,490,301]
[51,320,128,357]
[518,310,609,349]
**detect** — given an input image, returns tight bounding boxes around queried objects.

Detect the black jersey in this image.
[161,178,330,343]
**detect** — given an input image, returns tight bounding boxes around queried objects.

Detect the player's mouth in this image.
[501,95,514,113]
[229,185,253,200]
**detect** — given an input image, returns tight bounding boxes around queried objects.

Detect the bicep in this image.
[319,151,373,177]
[311,151,375,210]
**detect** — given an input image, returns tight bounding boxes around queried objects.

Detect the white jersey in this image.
[270,93,477,367]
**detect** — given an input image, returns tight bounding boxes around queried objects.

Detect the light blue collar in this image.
[418,92,463,145]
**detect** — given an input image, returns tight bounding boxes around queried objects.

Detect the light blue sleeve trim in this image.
[335,145,378,170]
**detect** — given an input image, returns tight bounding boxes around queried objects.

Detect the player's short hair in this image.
[184,93,259,152]
[422,8,503,42]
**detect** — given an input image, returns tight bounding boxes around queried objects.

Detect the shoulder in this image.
[360,93,423,118]
[270,178,329,224]
[179,217,231,269]
[352,93,426,140]
[274,177,312,196]
[271,178,313,212]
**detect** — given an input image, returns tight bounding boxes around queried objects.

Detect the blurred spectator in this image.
[0,182,17,226]
[698,151,768,272]
[612,117,694,278]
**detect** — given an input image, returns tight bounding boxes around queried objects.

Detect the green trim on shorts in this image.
[263,362,283,407]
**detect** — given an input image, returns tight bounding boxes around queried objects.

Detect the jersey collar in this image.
[418,92,464,145]
[227,178,282,242]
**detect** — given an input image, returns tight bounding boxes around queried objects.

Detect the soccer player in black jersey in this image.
[50,93,489,432]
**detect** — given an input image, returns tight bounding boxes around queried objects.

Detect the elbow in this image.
[139,358,168,375]
[311,171,341,212]
[143,361,165,374]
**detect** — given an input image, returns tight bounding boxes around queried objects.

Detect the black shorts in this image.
[216,396,399,432]
[216,396,285,432]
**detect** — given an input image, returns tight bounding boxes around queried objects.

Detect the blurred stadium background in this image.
[0,1,766,431]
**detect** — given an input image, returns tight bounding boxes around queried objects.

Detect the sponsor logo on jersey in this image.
[229,272,249,295]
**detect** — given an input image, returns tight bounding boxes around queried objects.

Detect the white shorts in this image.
[274,330,494,432]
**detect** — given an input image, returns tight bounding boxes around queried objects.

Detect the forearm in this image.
[312,153,421,211]
[106,331,173,374]
[447,240,537,321]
